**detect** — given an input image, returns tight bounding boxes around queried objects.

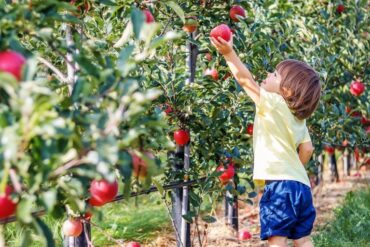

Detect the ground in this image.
[145,163,370,247]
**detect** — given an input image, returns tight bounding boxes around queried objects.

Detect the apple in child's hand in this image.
[210,24,232,42]
[0,50,26,81]
[230,5,246,22]
[204,68,219,80]
[350,80,365,96]
[143,9,154,23]
[238,229,252,240]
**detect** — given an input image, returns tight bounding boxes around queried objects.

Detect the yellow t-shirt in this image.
[253,87,311,188]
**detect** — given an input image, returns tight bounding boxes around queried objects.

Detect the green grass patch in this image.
[3,193,172,246]
[313,186,370,247]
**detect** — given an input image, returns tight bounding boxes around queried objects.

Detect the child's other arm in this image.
[211,37,260,105]
[298,141,314,165]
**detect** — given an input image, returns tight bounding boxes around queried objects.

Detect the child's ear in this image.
[281,87,293,97]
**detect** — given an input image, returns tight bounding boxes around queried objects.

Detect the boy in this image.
[211,34,321,247]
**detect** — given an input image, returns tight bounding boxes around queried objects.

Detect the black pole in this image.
[317,154,324,185]
[329,154,339,182]
[225,180,238,232]
[170,147,185,247]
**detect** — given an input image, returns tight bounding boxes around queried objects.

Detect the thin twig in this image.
[37,56,68,83]
[49,158,86,178]
[9,169,22,193]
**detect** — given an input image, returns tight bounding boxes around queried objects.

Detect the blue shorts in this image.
[259,180,316,240]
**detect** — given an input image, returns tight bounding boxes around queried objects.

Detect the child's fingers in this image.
[211,37,221,47]
[218,37,227,44]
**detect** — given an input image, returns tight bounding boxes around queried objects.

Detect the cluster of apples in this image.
[203,5,246,81]
[0,51,26,220]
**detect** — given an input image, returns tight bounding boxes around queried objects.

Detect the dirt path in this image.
[146,167,369,247]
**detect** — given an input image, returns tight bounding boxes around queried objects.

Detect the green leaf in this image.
[42,189,57,212]
[131,7,145,39]
[152,178,165,195]
[165,1,185,23]
[182,212,193,223]
[33,217,56,247]
[201,215,217,223]
[117,45,135,77]
[20,230,32,247]
[17,197,35,224]
[248,191,257,198]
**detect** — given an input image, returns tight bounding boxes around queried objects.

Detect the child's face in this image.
[261,70,282,94]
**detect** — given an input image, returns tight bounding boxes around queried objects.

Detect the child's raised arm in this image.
[211,36,260,104]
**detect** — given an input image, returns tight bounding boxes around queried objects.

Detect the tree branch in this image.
[37,56,68,83]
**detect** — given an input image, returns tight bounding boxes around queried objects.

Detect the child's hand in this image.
[210,35,234,56]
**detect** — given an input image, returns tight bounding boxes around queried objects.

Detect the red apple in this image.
[345,106,351,114]
[84,211,93,220]
[70,0,91,15]
[126,242,141,247]
[205,53,212,61]
[324,146,335,155]
[0,50,26,81]
[210,24,232,42]
[62,219,83,237]
[350,111,362,118]
[222,72,232,80]
[354,147,360,162]
[174,129,190,145]
[88,196,106,207]
[217,164,235,184]
[230,5,246,22]
[204,68,219,80]
[131,151,154,178]
[361,116,370,125]
[350,80,365,96]
[143,9,154,23]
[0,185,17,219]
[89,179,118,206]
[238,229,252,240]
[342,139,348,147]
[246,124,254,135]
[336,4,345,13]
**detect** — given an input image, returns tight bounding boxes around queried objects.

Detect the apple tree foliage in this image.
[0,0,368,244]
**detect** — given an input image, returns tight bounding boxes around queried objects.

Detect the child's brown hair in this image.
[276,59,321,120]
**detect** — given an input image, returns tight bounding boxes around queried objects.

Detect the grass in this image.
[313,186,370,247]
[3,192,172,246]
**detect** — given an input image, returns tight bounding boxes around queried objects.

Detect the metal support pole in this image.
[171,147,185,247]
[225,181,238,232]
[317,154,324,184]
[343,149,350,176]
[329,154,339,182]
[180,144,191,247]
